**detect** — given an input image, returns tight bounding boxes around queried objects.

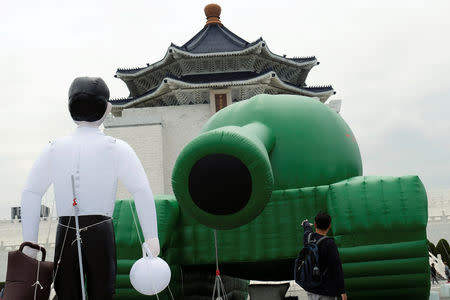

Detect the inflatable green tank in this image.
[114,94,429,300]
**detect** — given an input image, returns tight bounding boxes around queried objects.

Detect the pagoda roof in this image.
[173,24,259,54]
[113,3,334,105]
[109,70,334,112]
[115,4,317,79]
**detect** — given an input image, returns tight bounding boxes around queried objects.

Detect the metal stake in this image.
[71,175,87,300]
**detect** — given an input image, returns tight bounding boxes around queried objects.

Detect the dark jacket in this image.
[302,222,345,297]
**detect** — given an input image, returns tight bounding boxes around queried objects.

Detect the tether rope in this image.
[127,200,174,300]
[44,192,55,246]
[128,200,143,246]
[32,246,44,300]
[52,216,71,281]
[57,218,112,232]
[212,230,228,300]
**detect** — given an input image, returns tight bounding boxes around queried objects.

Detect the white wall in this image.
[105,124,164,199]
[428,189,450,218]
[104,104,212,197]
[427,189,450,244]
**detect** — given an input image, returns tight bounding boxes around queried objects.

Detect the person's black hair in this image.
[315,211,331,230]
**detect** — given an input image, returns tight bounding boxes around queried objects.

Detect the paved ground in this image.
[431,282,450,300]
[251,281,450,300]
[249,280,308,299]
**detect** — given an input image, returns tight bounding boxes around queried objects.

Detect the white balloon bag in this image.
[130,244,171,295]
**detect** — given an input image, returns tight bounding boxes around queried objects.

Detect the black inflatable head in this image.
[68,77,110,122]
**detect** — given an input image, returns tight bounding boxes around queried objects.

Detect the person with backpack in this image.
[297,212,346,300]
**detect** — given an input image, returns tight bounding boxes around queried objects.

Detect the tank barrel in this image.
[172,122,275,229]
[240,122,275,152]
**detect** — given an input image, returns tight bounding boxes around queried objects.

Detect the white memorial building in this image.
[104,3,335,199]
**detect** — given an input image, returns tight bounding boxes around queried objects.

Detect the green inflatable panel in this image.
[113,94,429,300]
[327,176,429,299]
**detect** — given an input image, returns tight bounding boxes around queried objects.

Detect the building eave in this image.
[115,40,318,80]
[171,40,318,68]
[259,42,317,69]
[110,71,334,112]
[116,48,174,78]
[268,75,335,102]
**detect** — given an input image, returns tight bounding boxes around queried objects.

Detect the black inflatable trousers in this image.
[54,215,116,299]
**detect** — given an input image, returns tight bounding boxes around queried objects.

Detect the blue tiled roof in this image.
[173,24,259,54]
[110,83,162,105]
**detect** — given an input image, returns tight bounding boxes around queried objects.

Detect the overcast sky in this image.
[1,0,449,219]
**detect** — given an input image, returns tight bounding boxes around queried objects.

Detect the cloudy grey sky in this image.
[1,0,449,219]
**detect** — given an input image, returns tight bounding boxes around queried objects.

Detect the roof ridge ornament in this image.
[204,3,222,26]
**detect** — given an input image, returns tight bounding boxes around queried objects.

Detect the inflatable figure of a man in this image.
[21,77,160,299]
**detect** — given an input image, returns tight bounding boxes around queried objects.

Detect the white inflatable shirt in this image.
[21,126,158,243]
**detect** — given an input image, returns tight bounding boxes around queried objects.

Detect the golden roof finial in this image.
[204,3,222,26]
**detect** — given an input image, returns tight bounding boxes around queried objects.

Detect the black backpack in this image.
[294,233,329,290]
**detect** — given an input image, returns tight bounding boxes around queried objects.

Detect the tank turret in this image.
[172,94,362,229]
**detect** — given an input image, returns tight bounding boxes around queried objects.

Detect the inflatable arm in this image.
[21,144,52,242]
[116,140,158,240]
